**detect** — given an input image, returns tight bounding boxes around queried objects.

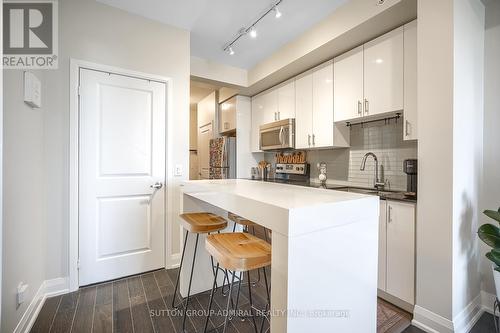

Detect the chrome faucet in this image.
[360,152,385,189]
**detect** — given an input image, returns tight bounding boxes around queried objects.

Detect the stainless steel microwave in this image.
[259,118,295,151]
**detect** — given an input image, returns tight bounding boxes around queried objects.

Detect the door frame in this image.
[69,59,172,291]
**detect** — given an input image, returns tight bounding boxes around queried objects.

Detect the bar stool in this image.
[203,232,272,333]
[227,213,270,286]
[172,212,228,333]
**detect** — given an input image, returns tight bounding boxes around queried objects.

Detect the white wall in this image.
[2,70,48,333]
[452,0,484,319]
[2,0,190,331]
[480,0,500,296]
[414,0,486,330]
[415,0,455,322]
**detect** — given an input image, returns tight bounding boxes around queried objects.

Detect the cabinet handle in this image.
[274,112,277,121]
[388,205,393,223]
[405,120,410,137]
[312,134,315,146]
[308,134,311,146]
[278,111,280,120]
[358,100,362,115]
[364,99,369,114]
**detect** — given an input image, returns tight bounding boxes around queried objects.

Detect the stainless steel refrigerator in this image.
[209,137,236,179]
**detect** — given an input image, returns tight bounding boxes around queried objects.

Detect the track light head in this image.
[249,26,257,38]
[274,6,282,18]
[228,46,235,55]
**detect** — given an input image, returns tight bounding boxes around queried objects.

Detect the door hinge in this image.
[77,259,81,270]
[77,86,81,96]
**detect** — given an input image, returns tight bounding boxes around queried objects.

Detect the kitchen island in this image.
[179,179,379,332]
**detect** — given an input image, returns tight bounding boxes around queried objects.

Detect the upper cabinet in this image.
[219,96,236,134]
[334,27,404,122]
[403,20,417,141]
[333,46,364,122]
[295,62,349,149]
[277,80,296,120]
[197,91,217,128]
[363,27,404,117]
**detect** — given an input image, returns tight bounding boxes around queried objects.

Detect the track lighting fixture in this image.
[222,0,283,55]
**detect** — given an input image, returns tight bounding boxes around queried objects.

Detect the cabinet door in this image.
[333,46,364,122]
[251,95,264,152]
[277,80,296,120]
[378,200,387,291]
[261,89,279,124]
[364,27,404,117]
[403,20,418,141]
[295,73,313,149]
[219,97,236,134]
[197,91,217,128]
[386,201,415,304]
[312,62,334,148]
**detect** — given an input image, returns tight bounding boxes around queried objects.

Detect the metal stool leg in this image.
[204,262,220,333]
[260,266,271,333]
[222,272,237,333]
[172,230,189,309]
[181,233,199,333]
[246,271,259,333]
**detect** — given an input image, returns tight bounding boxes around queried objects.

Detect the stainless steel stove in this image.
[274,163,310,182]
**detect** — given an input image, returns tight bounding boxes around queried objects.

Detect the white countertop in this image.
[181,179,370,210]
[181,179,379,236]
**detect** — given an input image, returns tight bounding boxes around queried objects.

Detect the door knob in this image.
[150,182,163,189]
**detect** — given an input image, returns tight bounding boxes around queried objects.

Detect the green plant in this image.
[478,208,500,272]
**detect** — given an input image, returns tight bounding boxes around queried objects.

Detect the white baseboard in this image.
[412,292,492,333]
[168,253,181,269]
[412,305,454,333]
[13,277,69,333]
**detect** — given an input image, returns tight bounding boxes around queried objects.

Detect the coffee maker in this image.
[403,159,417,195]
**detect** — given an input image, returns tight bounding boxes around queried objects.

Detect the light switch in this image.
[174,164,183,176]
[24,71,42,108]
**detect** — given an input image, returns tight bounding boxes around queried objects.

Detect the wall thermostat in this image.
[24,71,42,108]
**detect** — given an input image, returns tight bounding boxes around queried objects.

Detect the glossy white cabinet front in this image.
[277,80,296,120]
[363,27,404,117]
[295,72,313,149]
[333,46,364,122]
[312,62,334,148]
[403,20,418,141]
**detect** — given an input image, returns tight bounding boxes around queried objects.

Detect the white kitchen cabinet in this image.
[251,95,264,152]
[333,46,364,122]
[403,20,418,141]
[295,72,313,149]
[261,89,278,124]
[219,96,236,134]
[197,123,212,179]
[363,27,404,117]
[277,80,296,120]
[385,200,415,305]
[378,200,387,291]
[197,91,217,128]
[312,61,334,148]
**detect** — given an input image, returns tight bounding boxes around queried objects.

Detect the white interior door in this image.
[79,68,166,286]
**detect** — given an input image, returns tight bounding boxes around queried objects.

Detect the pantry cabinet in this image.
[251,95,264,152]
[312,62,334,148]
[334,27,404,122]
[378,200,415,306]
[403,20,418,141]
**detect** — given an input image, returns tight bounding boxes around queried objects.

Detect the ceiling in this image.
[190,80,219,106]
[96,0,347,69]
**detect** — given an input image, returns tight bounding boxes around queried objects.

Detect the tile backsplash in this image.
[307,120,417,191]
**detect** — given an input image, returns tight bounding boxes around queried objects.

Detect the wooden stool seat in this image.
[206,233,271,272]
[227,212,257,227]
[179,212,227,234]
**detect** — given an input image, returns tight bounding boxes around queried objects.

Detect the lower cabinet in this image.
[378,200,415,306]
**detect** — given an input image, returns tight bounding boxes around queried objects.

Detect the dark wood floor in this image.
[30,267,496,333]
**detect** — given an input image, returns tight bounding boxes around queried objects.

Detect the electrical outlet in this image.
[174,164,183,176]
[17,283,28,305]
